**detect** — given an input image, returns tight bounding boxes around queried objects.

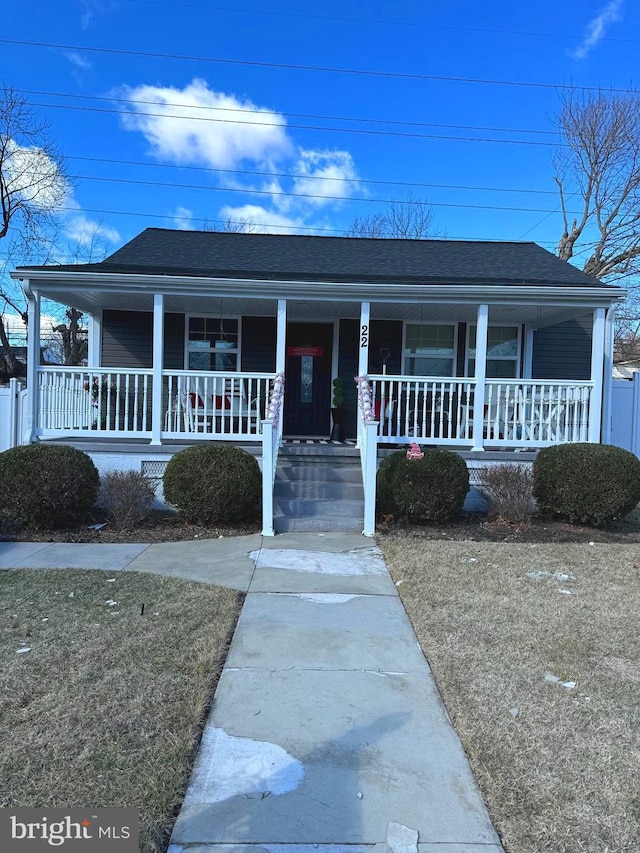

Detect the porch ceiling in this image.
[37,290,591,330]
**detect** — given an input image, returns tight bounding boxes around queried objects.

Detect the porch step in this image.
[273,452,364,534]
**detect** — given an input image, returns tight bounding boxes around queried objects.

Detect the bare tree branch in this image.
[345,191,441,239]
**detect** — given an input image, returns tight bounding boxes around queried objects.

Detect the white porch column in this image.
[588,307,607,443]
[358,301,370,377]
[25,282,40,443]
[471,303,489,452]
[275,299,287,373]
[523,323,534,379]
[602,306,616,444]
[87,311,102,367]
[150,293,164,445]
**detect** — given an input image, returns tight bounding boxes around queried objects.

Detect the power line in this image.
[16,87,559,137]
[123,0,640,45]
[2,37,638,94]
[67,154,560,196]
[29,100,565,147]
[52,204,559,244]
[71,172,581,215]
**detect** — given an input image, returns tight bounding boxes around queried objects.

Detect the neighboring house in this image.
[613,358,640,380]
[11,228,624,534]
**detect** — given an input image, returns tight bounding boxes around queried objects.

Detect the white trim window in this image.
[403,323,456,376]
[186,315,240,371]
[467,325,520,378]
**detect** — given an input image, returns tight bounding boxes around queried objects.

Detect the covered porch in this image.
[19,287,615,452]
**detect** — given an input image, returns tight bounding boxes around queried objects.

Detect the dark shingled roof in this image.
[19,228,615,288]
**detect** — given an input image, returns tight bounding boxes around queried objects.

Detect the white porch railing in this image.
[483,380,594,447]
[36,367,276,440]
[356,376,379,536]
[163,370,274,440]
[369,374,594,447]
[38,367,153,437]
[261,372,284,537]
[370,375,476,445]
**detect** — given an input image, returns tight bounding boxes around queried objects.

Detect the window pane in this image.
[406,356,454,376]
[188,350,213,370]
[301,356,313,402]
[487,359,517,378]
[468,359,518,378]
[469,325,518,357]
[405,324,454,355]
[214,351,237,371]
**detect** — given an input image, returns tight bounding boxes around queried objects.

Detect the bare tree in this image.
[553,88,640,281]
[0,84,68,242]
[202,216,261,234]
[0,85,69,379]
[345,191,440,239]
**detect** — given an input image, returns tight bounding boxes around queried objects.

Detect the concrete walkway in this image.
[0,533,503,851]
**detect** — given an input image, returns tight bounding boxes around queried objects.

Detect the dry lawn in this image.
[0,569,242,852]
[380,539,640,853]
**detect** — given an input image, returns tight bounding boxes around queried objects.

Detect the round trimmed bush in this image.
[378,449,470,523]
[376,451,408,516]
[163,443,261,524]
[533,442,640,525]
[0,444,99,528]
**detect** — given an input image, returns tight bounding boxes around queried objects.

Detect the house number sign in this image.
[360,324,369,348]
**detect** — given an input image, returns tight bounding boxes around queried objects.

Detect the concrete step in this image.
[276,463,362,484]
[273,497,364,520]
[274,480,364,500]
[273,513,363,533]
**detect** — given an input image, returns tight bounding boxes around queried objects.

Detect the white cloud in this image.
[65,215,121,247]
[63,50,93,70]
[217,204,309,234]
[290,149,361,208]
[569,0,623,59]
[5,140,71,211]
[116,79,363,234]
[117,79,293,169]
[171,206,196,230]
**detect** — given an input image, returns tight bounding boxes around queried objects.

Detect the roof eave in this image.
[10,268,624,305]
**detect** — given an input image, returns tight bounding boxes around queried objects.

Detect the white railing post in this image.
[87,311,102,368]
[471,304,489,452]
[589,307,606,444]
[356,302,370,448]
[602,306,616,445]
[8,377,19,448]
[276,299,287,373]
[151,293,164,445]
[363,420,378,537]
[25,283,40,443]
[261,419,274,536]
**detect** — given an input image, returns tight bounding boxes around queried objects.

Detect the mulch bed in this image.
[2,509,640,545]
[0,510,261,544]
[378,508,640,543]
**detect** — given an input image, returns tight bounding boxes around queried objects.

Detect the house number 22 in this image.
[360,324,369,348]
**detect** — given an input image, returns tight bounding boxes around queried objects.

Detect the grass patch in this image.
[0,569,242,852]
[380,539,640,853]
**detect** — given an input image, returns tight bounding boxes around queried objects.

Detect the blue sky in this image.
[2,0,639,262]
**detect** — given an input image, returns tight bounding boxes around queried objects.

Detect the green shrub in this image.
[99,469,156,530]
[533,442,640,525]
[163,443,261,525]
[0,444,99,528]
[377,449,469,523]
[376,451,408,516]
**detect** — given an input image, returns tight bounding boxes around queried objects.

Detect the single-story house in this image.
[11,228,624,534]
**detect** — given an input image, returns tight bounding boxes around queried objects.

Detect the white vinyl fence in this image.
[0,379,27,452]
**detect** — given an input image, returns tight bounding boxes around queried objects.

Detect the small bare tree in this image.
[346,191,440,239]
[0,84,69,379]
[553,87,640,281]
